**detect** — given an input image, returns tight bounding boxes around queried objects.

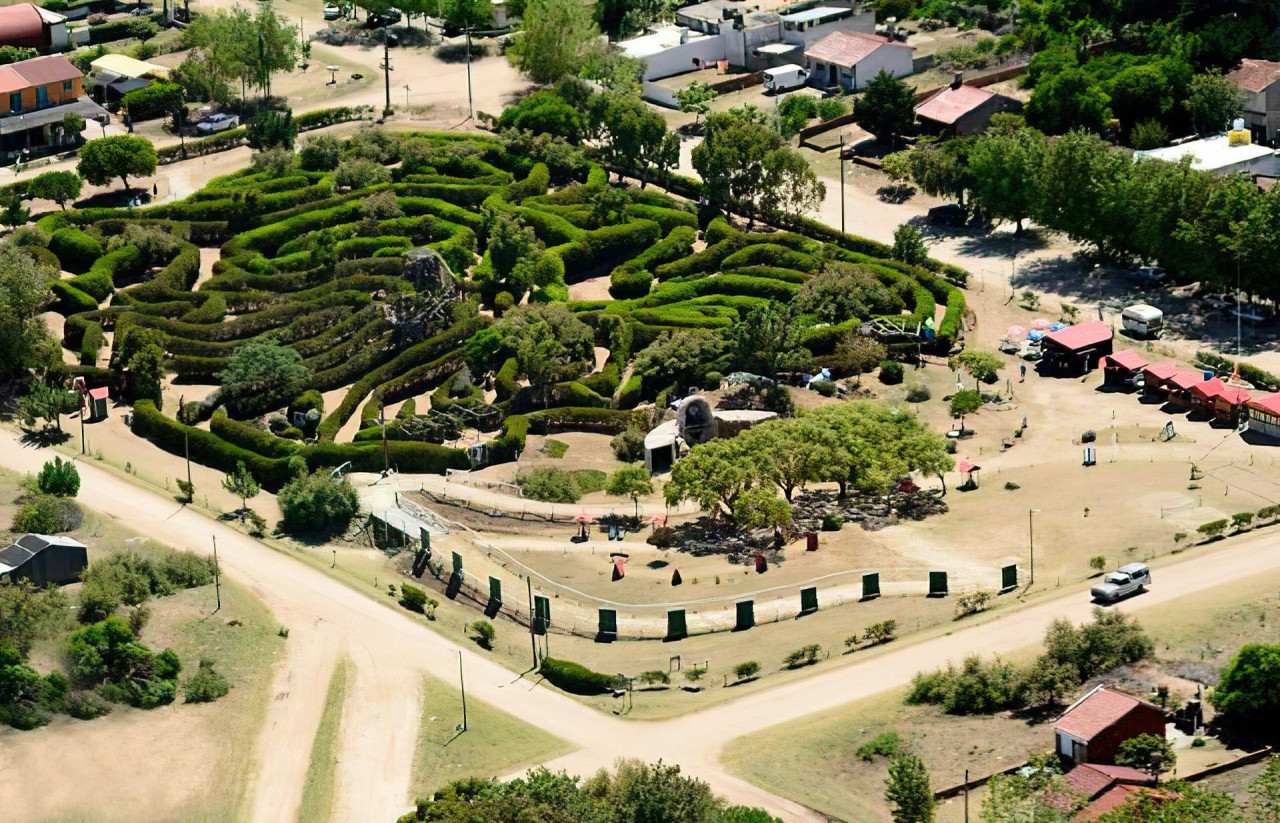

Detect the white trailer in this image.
[1122,304,1163,338]
[763,64,810,93]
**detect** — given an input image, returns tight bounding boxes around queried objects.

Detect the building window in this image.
[9,92,20,112]
[63,80,73,94]
[36,87,48,107]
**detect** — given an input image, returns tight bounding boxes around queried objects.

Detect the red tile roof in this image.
[9,54,81,87]
[1248,392,1280,415]
[1142,364,1179,382]
[804,30,908,68]
[1227,59,1280,94]
[0,4,45,47]
[1055,686,1160,741]
[1043,320,1113,352]
[915,84,995,124]
[87,386,109,401]
[1168,369,1209,391]
[1191,377,1226,401]
[1104,350,1148,372]
[1219,386,1252,405]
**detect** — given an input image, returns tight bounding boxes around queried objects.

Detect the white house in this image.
[1133,133,1279,177]
[803,30,913,90]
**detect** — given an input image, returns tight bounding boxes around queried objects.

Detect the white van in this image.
[763,64,810,93]
[1122,304,1163,338]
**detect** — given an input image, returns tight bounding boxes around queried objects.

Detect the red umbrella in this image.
[575,512,594,524]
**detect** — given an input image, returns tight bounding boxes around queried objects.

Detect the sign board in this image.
[735,600,755,631]
[929,570,948,596]
[488,576,502,603]
[598,608,617,639]
[533,595,551,635]
[451,551,463,573]
[862,572,881,600]
[800,586,818,614]
[1001,564,1018,592]
[667,609,687,640]
[419,527,430,551]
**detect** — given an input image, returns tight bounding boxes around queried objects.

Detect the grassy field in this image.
[723,566,1280,823]
[298,659,353,823]
[408,675,574,800]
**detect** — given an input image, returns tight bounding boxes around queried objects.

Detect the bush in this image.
[539,657,617,695]
[49,228,102,273]
[905,385,931,403]
[821,514,844,532]
[1115,734,1176,773]
[36,456,80,497]
[863,620,897,645]
[183,660,231,703]
[639,670,670,685]
[63,691,111,720]
[878,361,904,385]
[906,655,1023,715]
[611,424,647,463]
[334,157,391,190]
[857,731,901,761]
[299,135,343,171]
[277,471,360,536]
[11,494,80,533]
[783,644,821,669]
[399,583,437,618]
[469,619,496,650]
[733,660,760,681]
[954,590,993,619]
[518,466,582,503]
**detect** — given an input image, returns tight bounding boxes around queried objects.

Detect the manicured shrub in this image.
[277,471,360,536]
[36,456,80,497]
[518,467,582,503]
[469,619,496,650]
[183,660,231,703]
[49,228,102,274]
[879,361,904,384]
[539,657,616,695]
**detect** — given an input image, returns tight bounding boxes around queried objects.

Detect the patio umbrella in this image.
[1031,318,1052,330]
[1007,325,1026,339]
[575,512,594,524]
[650,514,668,527]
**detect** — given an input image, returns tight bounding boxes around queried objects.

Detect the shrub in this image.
[783,644,821,669]
[733,661,760,681]
[821,514,844,532]
[639,670,670,685]
[1197,519,1228,540]
[399,582,430,614]
[277,471,360,536]
[469,619,496,650]
[1210,643,1280,728]
[864,620,897,645]
[905,385,931,403]
[299,135,343,171]
[11,494,80,533]
[183,660,231,703]
[1116,734,1176,773]
[906,655,1023,715]
[36,457,80,497]
[49,227,102,273]
[539,657,616,695]
[63,691,111,720]
[857,731,901,761]
[954,590,993,619]
[879,361,904,384]
[1089,555,1107,572]
[518,467,582,503]
[334,158,391,190]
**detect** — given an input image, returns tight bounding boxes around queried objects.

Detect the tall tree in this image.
[674,82,716,125]
[508,0,599,84]
[248,2,300,97]
[221,461,262,512]
[1212,643,1280,731]
[885,752,934,823]
[0,250,57,379]
[590,91,679,188]
[1185,71,1246,135]
[495,304,594,405]
[731,301,810,377]
[217,339,310,416]
[968,127,1047,233]
[853,69,916,145]
[77,135,157,191]
[692,108,781,219]
[1025,67,1111,135]
[605,465,653,517]
[26,171,81,211]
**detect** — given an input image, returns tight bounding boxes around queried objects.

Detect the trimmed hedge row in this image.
[209,411,301,459]
[608,225,696,299]
[539,657,616,695]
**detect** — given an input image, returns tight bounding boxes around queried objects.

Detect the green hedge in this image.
[130,400,295,491]
[209,411,301,459]
[525,407,645,435]
[494,356,519,401]
[49,228,103,274]
[615,373,642,409]
[539,657,616,695]
[79,321,104,366]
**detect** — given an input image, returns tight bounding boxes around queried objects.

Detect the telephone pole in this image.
[526,576,537,667]
[464,26,474,120]
[212,535,221,613]
[839,133,846,234]
[181,394,191,492]
[458,651,468,731]
[381,26,392,117]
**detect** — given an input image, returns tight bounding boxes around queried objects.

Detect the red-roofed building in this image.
[1191,378,1251,424]
[915,80,1019,135]
[1165,368,1210,407]
[1041,321,1113,377]
[1055,686,1166,765]
[0,3,67,51]
[1102,350,1148,388]
[1226,58,1280,144]
[803,30,913,90]
[1245,392,1280,440]
[85,385,109,421]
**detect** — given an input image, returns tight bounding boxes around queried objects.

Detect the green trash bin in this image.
[533,595,551,635]
[1001,564,1018,592]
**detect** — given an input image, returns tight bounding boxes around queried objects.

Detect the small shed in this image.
[1190,379,1251,424]
[0,533,88,586]
[1054,685,1167,765]
[1101,350,1149,389]
[915,82,1018,135]
[1245,393,1280,440]
[1041,321,1114,377]
[86,385,109,421]
[1165,369,1210,408]
[1140,364,1179,398]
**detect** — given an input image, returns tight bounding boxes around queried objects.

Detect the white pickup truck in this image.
[1091,563,1150,603]
[196,113,240,134]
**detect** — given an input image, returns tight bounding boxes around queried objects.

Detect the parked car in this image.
[195,113,240,134]
[1132,265,1168,286]
[1090,563,1150,603]
[763,64,810,93]
[367,8,401,26]
[323,4,343,19]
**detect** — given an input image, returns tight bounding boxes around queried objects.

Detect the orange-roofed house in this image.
[915,79,1019,135]
[1051,763,1161,821]
[1245,393,1280,440]
[803,30,912,90]
[0,53,105,161]
[1102,349,1148,389]
[1054,686,1167,766]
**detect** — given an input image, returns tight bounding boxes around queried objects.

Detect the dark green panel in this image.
[735,600,755,631]
[862,572,880,599]
[598,608,617,636]
[667,609,687,640]
[800,586,818,614]
[929,570,948,596]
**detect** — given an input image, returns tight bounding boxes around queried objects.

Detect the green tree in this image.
[508,0,599,84]
[496,304,594,405]
[1025,67,1111,135]
[0,583,69,657]
[26,171,81,211]
[36,457,80,498]
[795,263,903,324]
[968,127,1047,233]
[950,351,1003,384]
[949,389,982,429]
[632,330,726,393]
[1107,64,1174,138]
[808,402,953,498]
[277,471,361,536]
[1129,119,1168,150]
[674,81,716,124]
[443,0,492,29]
[664,436,756,519]
[1115,734,1176,775]
[217,339,310,416]
[1186,71,1245,136]
[590,91,679,188]
[731,301,810,377]
[77,135,157,191]
[221,461,261,511]
[1250,755,1280,823]
[246,2,300,97]
[739,418,826,503]
[246,108,296,150]
[1212,643,1280,731]
[126,339,165,408]
[0,250,57,379]
[854,70,916,145]
[62,110,85,140]
[905,138,973,206]
[486,211,542,282]
[892,223,928,265]
[733,484,792,533]
[1095,781,1243,823]
[20,382,78,432]
[759,144,825,221]
[885,752,934,823]
[605,465,653,517]
[692,107,784,221]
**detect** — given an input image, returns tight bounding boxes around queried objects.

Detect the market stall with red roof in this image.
[1040,321,1114,376]
[1165,368,1210,407]
[1101,350,1148,388]
[1190,378,1252,424]
[1245,393,1280,440]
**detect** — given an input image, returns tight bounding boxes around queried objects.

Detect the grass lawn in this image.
[409,674,574,800]
[298,659,353,823]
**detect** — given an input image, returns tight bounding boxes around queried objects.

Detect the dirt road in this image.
[6,429,1280,823]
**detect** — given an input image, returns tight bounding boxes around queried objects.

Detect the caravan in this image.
[1121,304,1163,338]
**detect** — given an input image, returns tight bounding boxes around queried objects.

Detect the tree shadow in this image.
[18,427,70,448]
[954,229,1052,262]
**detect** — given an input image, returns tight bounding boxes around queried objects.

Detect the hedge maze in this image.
[32,129,965,492]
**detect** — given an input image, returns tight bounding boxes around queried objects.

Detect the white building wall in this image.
[807,43,913,90]
[636,37,728,80]
[48,21,67,49]
[780,9,875,46]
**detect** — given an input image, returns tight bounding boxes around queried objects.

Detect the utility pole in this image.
[181,394,191,491]
[403,84,410,108]
[963,768,969,823]
[212,535,221,613]
[79,391,86,455]
[381,26,392,117]
[839,133,846,234]
[458,650,468,731]
[526,576,537,668]
[464,26,474,120]
[1028,508,1041,586]
[380,404,389,471]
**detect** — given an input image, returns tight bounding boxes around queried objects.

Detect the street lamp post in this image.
[1028,508,1041,585]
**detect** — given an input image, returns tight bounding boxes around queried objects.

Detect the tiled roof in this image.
[1142,364,1179,382]
[9,54,80,86]
[0,4,44,44]
[1191,377,1226,400]
[1226,59,1280,94]
[1043,320,1112,351]
[1249,392,1280,414]
[915,84,995,124]
[1055,686,1158,741]
[1104,350,1148,371]
[1168,369,1209,391]
[804,30,906,68]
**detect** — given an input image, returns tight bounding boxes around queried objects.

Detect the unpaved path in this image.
[6,429,1280,823]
